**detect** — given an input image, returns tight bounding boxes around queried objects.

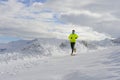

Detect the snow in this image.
[0,38,120,80]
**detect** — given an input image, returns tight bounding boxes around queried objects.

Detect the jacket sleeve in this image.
[68,34,71,40]
[75,34,78,39]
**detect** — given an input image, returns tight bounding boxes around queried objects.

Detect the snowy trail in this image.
[0,46,120,80]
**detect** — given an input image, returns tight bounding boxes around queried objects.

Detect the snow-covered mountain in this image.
[0,38,120,63]
[0,38,118,53]
[0,38,84,62]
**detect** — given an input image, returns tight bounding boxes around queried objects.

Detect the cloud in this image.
[59,10,102,26]
[44,0,96,11]
[43,0,120,38]
[92,21,120,37]
[1,0,119,42]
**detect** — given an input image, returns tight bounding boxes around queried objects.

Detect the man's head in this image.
[72,30,75,34]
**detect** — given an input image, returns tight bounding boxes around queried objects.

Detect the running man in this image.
[68,30,78,56]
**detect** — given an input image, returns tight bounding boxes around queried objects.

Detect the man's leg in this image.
[70,43,73,55]
[73,42,76,52]
[71,42,75,55]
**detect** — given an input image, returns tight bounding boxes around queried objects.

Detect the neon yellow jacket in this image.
[68,33,78,42]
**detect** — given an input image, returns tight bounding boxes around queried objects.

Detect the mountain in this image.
[0,38,120,62]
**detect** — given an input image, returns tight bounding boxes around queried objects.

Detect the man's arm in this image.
[68,34,72,40]
[68,34,70,40]
[75,34,78,39]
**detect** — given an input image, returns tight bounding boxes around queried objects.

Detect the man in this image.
[68,30,78,56]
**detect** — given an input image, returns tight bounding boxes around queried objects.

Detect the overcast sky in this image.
[0,0,120,42]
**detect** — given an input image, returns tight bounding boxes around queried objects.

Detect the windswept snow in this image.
[0,38,120,80]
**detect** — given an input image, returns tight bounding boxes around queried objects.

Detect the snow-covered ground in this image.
[0,38,120,80]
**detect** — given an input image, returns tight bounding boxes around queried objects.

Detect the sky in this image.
[0,0,120,43]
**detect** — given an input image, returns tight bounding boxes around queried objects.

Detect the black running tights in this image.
[70,42,75,53]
